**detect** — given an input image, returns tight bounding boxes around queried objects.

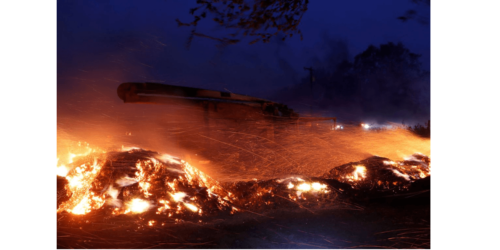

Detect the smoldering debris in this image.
[57,149,430,218]
[57,148,430,249]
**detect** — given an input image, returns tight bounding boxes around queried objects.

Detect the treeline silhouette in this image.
[407,120,430,138]
[273,42,430,122]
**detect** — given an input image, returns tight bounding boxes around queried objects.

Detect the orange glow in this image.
[418,169,427,178]
[127,199,150,214]
[57,159,105,214]
[296,183,311,191]
[57,165,69,177]
[57,139,430,220]
[170,192,187,202]
[183,203,199,212]
[311,182,327,191]
[353,166,367,180]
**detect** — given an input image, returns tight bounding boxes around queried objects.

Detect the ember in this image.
[127,198,150,213]
[57,147,430,219]
[57,145,431,249]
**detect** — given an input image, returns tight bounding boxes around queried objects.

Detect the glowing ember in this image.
[57,165,69,177]
[57,147,235,217]
[290,181,328,193]
[418,169,427,178]
[70,192,105,215]
[57,143,103,178]
[135,160,161,198]
[171,192,187,202]
[68,147,93,164]
[57,146,430,223]
[71,196,89,215]
[58,159,105,214]
[127,199,150,213]
[311,182,327,191]
[183,203,199,212]
[296,183,311,191]
[353,166,367,180]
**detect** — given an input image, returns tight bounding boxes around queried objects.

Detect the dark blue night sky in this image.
[58,0,430,123]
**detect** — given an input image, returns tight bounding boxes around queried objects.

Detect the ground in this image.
[57,183,430,249]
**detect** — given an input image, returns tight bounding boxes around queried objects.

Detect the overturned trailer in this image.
[117,82,336,140]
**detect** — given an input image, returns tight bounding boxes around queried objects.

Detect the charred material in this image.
[57,149,430,219]
[322,154,430,202]
[57,148,430,249]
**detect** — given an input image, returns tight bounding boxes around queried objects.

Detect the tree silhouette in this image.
[177,0,309,48]
[273,42,429,120]
[398,0,430,25]
[351,42,424,113]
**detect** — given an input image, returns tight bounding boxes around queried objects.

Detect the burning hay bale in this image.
[57,148,236,221]
[57,148,343,220]
[321,154,430,197]
[56,147,357,222]
[57,146,430,249]
[57,147,430,224]
[221,176,347,214]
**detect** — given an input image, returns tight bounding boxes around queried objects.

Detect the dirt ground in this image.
[57,190,430,249]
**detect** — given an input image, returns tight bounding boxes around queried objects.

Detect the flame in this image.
[68,147,93,164]
[127,198,150,213]
[183,203,198,212]
[57,147,231,217]
[57,142,104,177]
[311,182,327,191]
[57,165,69,177]
[57,159,105,214]
[296,183,311,191]
[157,200,171,214]
[290,181,327,193]
[418,169,426,178]
[57,145,429,221]
[353,166,367,180]
[170,192,187,202]
[70,192,105,215]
